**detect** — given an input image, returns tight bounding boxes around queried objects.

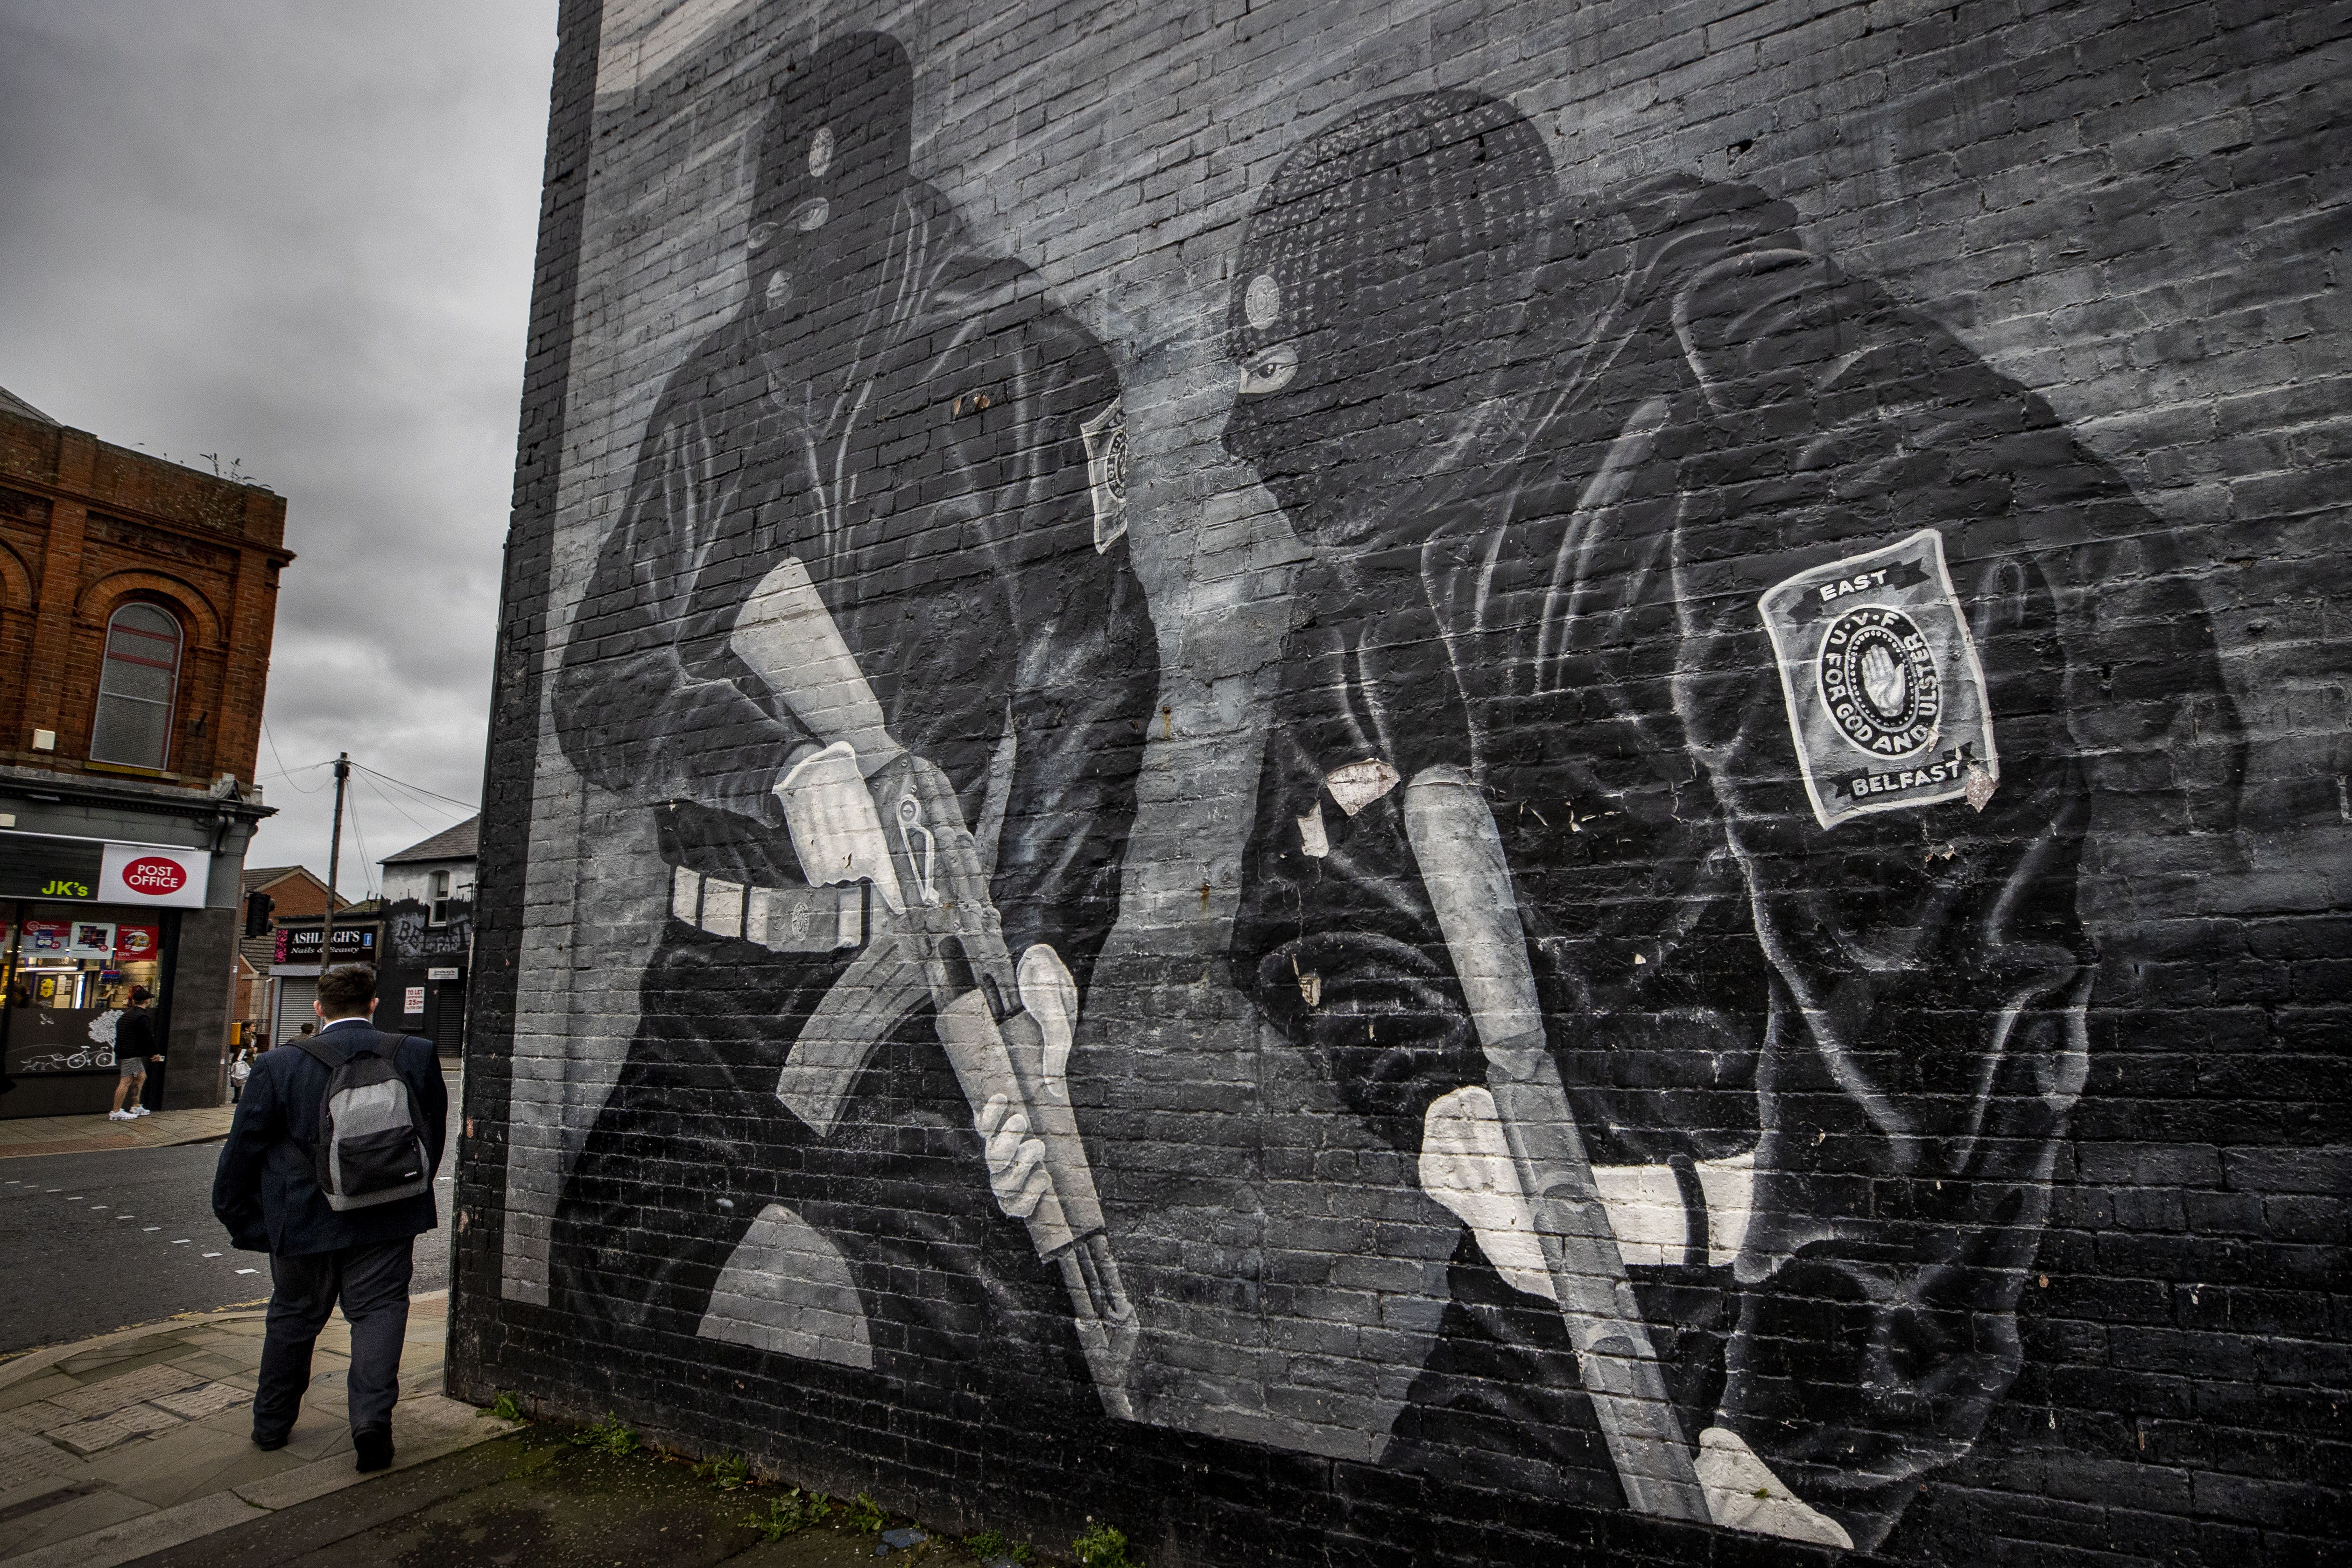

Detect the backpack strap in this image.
[291,1034,352,1072]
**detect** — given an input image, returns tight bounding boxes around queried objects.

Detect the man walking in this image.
[212,964,447,1471]
[107,985,162,1120]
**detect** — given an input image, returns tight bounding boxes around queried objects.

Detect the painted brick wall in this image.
[451,2,2350,1563]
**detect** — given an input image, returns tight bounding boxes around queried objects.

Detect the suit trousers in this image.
[254,1237,416,1442]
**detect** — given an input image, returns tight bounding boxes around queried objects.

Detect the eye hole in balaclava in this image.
[748,31,915,331]
[1222,91,1558,542]
[1236,277,1296,393]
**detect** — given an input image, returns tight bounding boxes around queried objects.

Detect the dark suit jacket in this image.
[211,1021,448,1256]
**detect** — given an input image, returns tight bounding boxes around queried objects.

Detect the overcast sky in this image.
[0,0,558,898]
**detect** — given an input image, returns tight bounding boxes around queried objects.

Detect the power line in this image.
[348,761,477,816]
[343,786,379,900]
[355,770,435,836]
[252,764,329,788]
[257,722,331,794]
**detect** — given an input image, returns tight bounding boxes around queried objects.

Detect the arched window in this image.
[90,602,182,770]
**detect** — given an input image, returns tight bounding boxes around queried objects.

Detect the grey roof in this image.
[0,386,56,424]
[381,815,479,865]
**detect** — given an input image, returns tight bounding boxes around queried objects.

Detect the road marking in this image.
[173,1238,190,1245]
[144,1226,161,1231]
[202,1252,222,1259]
[235,1268,258,1275]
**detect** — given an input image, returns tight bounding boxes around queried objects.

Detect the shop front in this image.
[263,920,379,1050]
[0,833,210,1117]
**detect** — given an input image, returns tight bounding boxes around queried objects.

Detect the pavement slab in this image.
[0,1431,76,1492]
[0,1379,76,1416]
[0,1106,238,1164]
[45,1362,207,1419]
[158,1353,250,1384]
[148,1384,249,1422]
[0,1406,74,1436]
[0,1284,1047,1568]
[0,1482,155,1560]
[0,1290,515,1567]
[5,1489,258,1568]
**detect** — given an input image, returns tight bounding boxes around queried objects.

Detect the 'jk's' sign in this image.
[0,835,105,902]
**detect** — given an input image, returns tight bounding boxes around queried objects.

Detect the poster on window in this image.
[405,986,426,1015]
[113,924,161,960]
[67,921,116,959]
[24,920,70,955]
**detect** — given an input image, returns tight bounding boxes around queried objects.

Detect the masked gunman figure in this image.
[551,32,1159,1412]
[1226,93,2237,1550]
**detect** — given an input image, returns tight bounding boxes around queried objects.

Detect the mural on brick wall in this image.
[545,30,1161,1408]
[482,7,2329,1564]
[1221,91,2238,1550]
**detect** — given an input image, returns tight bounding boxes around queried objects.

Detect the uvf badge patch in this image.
[1759,529,1998,830]
[1080,397,1129,552]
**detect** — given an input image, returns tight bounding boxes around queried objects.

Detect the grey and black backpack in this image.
[294,1030,432,1211]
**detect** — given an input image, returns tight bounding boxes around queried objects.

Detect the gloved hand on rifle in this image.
[772,739,1081,1223]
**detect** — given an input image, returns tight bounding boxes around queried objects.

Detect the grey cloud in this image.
[0,0,556,892]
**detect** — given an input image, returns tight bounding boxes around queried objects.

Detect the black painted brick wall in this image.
[450,2,2352,1564]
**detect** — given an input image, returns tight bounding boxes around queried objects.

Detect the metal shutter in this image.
[273,977,317,1043]
[431,980,466,1057]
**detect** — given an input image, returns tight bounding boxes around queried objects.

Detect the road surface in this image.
[0,1121,456,1356]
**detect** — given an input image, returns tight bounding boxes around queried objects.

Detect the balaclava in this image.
[746,32,916,357]
[1222,91,1558,545]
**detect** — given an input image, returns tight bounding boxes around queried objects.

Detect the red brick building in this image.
[0,386,287,1116]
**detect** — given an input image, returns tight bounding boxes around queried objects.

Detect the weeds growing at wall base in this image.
[694,1450,752,1491]
[567,1412,639,1456]
[742,1488,832,1541]
[1071,1519,1143,1568]
[966,1527,1035,1563]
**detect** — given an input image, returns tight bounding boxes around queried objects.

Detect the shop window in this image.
[89,603,182,770]
[430,869,452,927]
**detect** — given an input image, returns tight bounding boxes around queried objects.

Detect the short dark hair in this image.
[316,964,377,1016]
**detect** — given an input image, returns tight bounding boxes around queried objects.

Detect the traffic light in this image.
[243,891,274,938]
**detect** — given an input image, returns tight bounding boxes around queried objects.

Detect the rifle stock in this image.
[1401,768,1708,1522]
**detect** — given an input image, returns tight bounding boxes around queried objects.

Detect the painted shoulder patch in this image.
[1080,397,1129,552]
[1758,529,1998,830]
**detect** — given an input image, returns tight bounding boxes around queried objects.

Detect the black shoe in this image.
[353,1427,394,1472]
[252,1432,288,1452]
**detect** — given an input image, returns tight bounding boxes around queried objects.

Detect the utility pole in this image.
[319,752,350,972]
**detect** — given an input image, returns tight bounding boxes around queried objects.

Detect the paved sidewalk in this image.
[0,1290,514,1567]
[0,1105,239,1163]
